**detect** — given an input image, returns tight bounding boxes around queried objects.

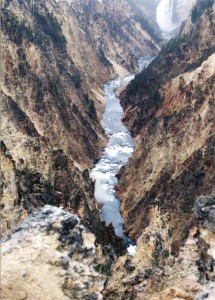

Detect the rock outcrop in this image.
[102,2,215,299]
[0,0,160,235]
[1,206,105,300]
[118,0,215,245]
[104,196,215,299]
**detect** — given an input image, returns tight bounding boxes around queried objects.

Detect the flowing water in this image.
[91,57,153,244]
[156,0,178,33]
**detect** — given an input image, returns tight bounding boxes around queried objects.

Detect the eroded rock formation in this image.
[0,0,160,235]
[1,206,105,300]
[118,1,215,246]
[103,2,215,299]
[104,195,215,299]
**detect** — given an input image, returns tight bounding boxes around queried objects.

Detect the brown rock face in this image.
[150,288,194,300]
[104,198,215,299]
[0,152,28,236]
[102,3,215,299]
[118,2,215,246]
[1,0,160,235]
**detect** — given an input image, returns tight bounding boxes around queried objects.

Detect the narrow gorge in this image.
[1,0,215,300]
[91,57,153,248]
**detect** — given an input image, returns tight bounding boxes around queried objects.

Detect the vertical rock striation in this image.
[1,0,160,235]
[103,2,215,299]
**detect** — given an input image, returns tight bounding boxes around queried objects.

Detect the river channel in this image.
[91,57,153,243]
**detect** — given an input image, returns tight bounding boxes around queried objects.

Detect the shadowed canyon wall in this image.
[104,1,215,299]
[0,0,160,235]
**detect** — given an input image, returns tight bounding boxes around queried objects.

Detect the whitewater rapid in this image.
[91,75,135,239]
[91,57,153,242]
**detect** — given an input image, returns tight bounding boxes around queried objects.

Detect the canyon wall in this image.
[119,0,215,244]
[104,1,215,298]
[0,0,160,235]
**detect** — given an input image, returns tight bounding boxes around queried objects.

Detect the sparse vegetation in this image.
[152,257,160,268]
[160,34,187,56]
[2,7,66,50]
[34,7,66,50]
[184,46,215,72]
[82,93,97,120]
[191,0,214,23]
[135,14,161,44]
[98,45,112,67]
[15,167,58,212]
[2,11,33,46]
[144,268,153,278]
[72,74,82,89]
[95,259,113,277]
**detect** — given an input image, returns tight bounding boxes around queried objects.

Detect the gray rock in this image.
[194,195,215,234]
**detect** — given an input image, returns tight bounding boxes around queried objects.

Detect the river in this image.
[90,57,154,247]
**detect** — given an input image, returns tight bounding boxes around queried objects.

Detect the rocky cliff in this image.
[104,195,215,299]
[104,1,215,298]
[53,0,161,79]
[119,0,215,244]
[0,0,160,235]
[1,206,105,300]
[1,1,214,299]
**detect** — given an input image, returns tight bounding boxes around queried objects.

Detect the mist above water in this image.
[156,0,196,34]
[156,0,179,33]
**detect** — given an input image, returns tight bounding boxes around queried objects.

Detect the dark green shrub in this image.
[82,94,97,120]
[191,0,214,23]
[34,7,66,50]
[144,268,153,278]
[98,45,111,67]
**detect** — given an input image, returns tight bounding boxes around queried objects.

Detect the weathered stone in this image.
[1,206,105,300]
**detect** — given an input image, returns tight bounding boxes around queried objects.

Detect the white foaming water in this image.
[156,0,178,33]
[127,245,137,257]
[91,74,135,238]
[156,0,196,35]
[91,57,153,241]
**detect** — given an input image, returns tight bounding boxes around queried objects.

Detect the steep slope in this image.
[1,206,105,300]
[103,2,215,298]
[104,195,215,299]
[119,1,215,241]
[1,0,104,236]
[127,0,160,20]
[0,0,160,235]
[53,0,161,80]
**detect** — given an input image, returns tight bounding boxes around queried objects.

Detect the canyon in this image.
[1,0,215,300]
[1,0,161,236]
[105,1,215,299]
